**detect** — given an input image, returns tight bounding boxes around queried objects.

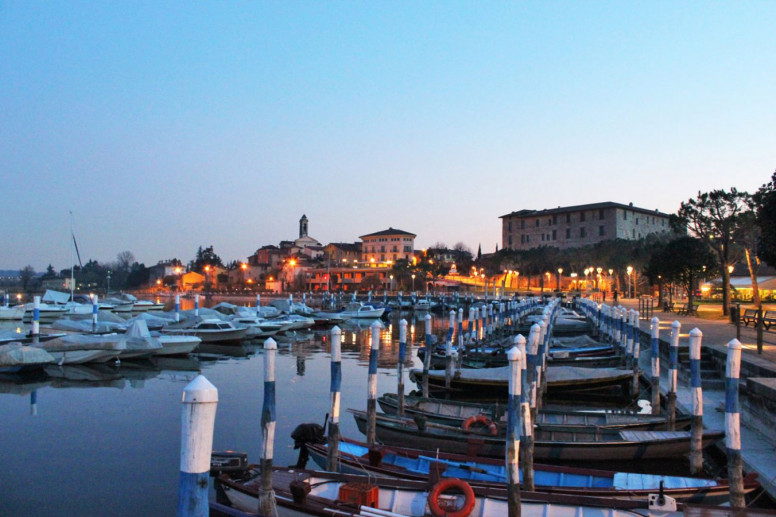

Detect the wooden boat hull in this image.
[306,438,759,504]
[351,411,724,462]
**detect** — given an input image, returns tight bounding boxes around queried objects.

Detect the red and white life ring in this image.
[461,414,498,436]
[427,478,476,517]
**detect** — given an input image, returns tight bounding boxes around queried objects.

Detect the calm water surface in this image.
[0,305,439,516]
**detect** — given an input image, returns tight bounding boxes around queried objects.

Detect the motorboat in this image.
[229,316,282,338]
[161,319,249,343]
[0,304,25,320]
[32,334,125,364]
[338,302,384,319]
[0,343,56,373]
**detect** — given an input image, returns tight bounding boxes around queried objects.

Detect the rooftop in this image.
[359,227,416,239]
[500,201,671,219]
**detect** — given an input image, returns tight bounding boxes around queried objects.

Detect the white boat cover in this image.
[51,319,127,333]
[0,343,55,367]
[42,290,71,304]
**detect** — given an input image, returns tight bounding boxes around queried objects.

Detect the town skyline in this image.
[2,3,773,270]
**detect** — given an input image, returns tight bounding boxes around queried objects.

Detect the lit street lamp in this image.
[411,273,416,292]
[626,265,633,298]
[557,268,563,292]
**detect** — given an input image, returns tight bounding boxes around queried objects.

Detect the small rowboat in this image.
[306,437,759,504]
[377,393,692,431]
[350,410,724,462]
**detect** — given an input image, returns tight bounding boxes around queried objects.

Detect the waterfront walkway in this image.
[614,299,776,502]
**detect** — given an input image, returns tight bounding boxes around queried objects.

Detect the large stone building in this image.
[359,228,416,263]
[500,202,672,251]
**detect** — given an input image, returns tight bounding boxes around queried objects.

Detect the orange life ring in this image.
[427,478,476,517]
[461,414,498,436]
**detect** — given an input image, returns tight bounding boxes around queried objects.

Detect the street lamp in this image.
[389,274,394,292]
[289,259,297,292]
[411,273,416,292]
[570,272,578,291]
[626,265,633,298]
[106,269,111,293]
[557,268,563,292]
[584,268,590,290]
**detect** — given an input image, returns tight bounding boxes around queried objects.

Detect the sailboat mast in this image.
[70,212,75,300]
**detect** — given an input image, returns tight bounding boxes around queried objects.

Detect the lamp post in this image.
[389,274,394,292]
[557,268,563,292]
[289,259,297,292]
[584,268,590,290]
[627,265,633,298]
[570,272,577,291]
[480,272,485,297]
[608,268,613,295]
[106,269,111,294]
[411,274,416,292]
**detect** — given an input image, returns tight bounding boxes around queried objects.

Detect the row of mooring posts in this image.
[573,297,747,507]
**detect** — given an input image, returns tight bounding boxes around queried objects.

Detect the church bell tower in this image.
[299,214,309,239]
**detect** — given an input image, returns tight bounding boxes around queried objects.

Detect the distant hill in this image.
[0,270,21,277]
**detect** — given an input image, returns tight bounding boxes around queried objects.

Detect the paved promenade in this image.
[613,299,776,502]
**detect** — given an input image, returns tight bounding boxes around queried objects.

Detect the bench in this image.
[741,309,776,330]
[677,303,699,316]
[742,309,758,327]
[662,301,675,313]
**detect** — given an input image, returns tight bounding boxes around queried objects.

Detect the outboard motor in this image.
[290,422,325,468]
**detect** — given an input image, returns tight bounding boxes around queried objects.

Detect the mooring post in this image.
[631,310,641,397]
[367,320,382,446]
[537,318,549,409]
[422,314,432,398]
[194,294,200,317]
[650,316,661,415]
[259,338,278,517]
[516,334,534,492]
[507,345,522,517]
[448,310,455,347]
[528,323,541,423]
[91,294,99,333]
[457,308,464,351]
[689,328,704,475]
[175,294,180,322]
[445,311,454,389]
[626,309,635,368]
[326,326,342,472]
[176,375,218,517]
[32,295,40,340]
[256,294,261,317]
[467,307,474,345]
[667,320,681,429]
[726,339,745,507]
[398,319,408,417]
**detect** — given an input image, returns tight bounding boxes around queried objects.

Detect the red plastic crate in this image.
[338,482,379,508]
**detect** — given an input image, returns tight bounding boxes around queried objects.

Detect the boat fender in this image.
[461,415,498,436]
[427,478,475,517]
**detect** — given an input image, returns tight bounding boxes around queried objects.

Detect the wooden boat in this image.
[409,364,634,399]
[377,394,692,431]
[214,465,691,517]
[305,437,759,504]
[350,410,724,462]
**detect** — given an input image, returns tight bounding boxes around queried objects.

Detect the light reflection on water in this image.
[0,308,447,516]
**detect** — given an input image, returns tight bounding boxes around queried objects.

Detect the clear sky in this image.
[2,2,774,271]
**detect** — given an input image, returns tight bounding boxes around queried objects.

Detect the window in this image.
[599,225,605,236]
[536,219,540,227]
[599,209,605,219]
[553,215,558,225]
[403,246,412,252]
[580,212,586,222]
[380,255,385,261]
[552,229,557,240]
[636,218,639,225]
[566,228,571,239]
[380,245,385,252]
[623,211,627,220]
[541,234,545,241]
[526,235,530,242]
[580,227,587,238]
[521,220,525,229]
[521,234,525,244]
[508,221,512,231]
[508,235,513,245]
[548,218,552,226]
[632,229,635,237]
[566,213,571,223]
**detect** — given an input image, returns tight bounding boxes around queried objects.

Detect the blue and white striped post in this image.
[507,345,522,517]
[367,320,382,446]
[30,390,37,416]
[528,323,541,421]
[650,316,661,415]
[448,310,455,346]
[326,326,342,472]
[194,294,199,317]
[256,294,261,317]
[689,328,704,474]
[516,333,534,491]
[537,318,549,409]
[259,337,278,516]
[422,314,432,398]
[92,294,99,333]
[398,319,408,417]
[32,295,40,340]
[176,375,218,517]
[367,290,372,304]
[480,306,486,339]
[175,294,180,322]
[626,309,635,367]
[457,308,464,351]
[726,339,745,507]
[631,310,641,397]
[468,307,475,344]
[667,320,681,429]
[445,310,455,388]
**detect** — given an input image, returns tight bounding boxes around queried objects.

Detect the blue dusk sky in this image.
[1,2,774,271]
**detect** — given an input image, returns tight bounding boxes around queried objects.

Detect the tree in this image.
[20,265,36,291]
[672,189,750,315]
[734,196,762,306]
[190,245,223,272]
[42,264,58,280]
[754,170,776,266]
[647,237,715,308]
[116,251,135,272]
